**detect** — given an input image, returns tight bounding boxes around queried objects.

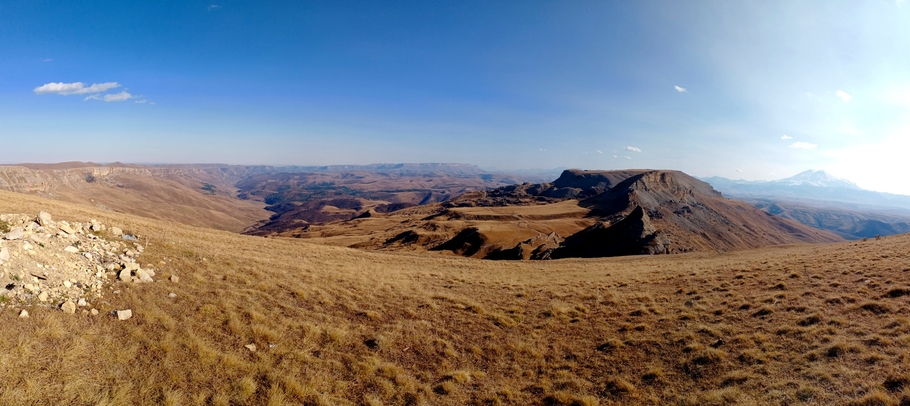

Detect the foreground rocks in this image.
[0,211,157,316]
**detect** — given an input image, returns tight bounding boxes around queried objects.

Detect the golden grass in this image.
[2,188,910,404]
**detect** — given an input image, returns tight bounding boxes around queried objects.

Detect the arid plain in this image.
[2,165,910,405]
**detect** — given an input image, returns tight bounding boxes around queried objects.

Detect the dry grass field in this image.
[2,188,910,405]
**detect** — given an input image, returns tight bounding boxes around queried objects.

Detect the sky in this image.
[2,1,910,194]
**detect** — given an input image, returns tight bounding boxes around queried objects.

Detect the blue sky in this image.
[3,1,910,193]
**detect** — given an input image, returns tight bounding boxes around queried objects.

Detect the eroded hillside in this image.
[271,169,841,260]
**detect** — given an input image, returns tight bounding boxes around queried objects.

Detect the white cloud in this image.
[789,141,818,150]
[612,155,618,158]
[208,4,221,10]
[898,0,906,8]
[34,82,120,95]
[736,168,743,173]
[624,156,632,160]
[836,90,852,103]
[674,85,687,93]
[781,134,793,140]
[84,91,133,102]
[135,100,147,104]
[624,146,642,152]
[596,150,603,154]
[538,148,546,152]
[42,58,53,63]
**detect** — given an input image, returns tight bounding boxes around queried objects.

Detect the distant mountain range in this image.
[701,170,910,239]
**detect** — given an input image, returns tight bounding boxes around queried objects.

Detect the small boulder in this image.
[119,269,132,282]
[244,343,257,352]
[135,269,154,283]
[64,246,79,254]
[116,309,132,320]
[90,308,99,316]
[61,301,76,314]
[111,227,123,236]
[58,223,75,235]
[36,211,53,226]
[168,292,177,298]
[170,274,180,283]
[37,292,48,302]
[18,309,28,318]
[5,228,23,240]
[77,298,87,307]
[0,247,9,262]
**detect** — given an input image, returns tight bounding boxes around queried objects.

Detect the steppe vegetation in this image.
[1,188,909,405]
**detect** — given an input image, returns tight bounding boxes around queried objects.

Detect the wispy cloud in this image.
[84,91,133,102]
[208,4,221,10]
[624,156,633,160]
[596,150,603,154]
[789,141,818,150]
[674,85,687,93]
[736,168,743,173]
[34,82,121,95]
[836,90,852,103]
[42,58,53,63]
[624,146,642,152]
[781,134,793,140]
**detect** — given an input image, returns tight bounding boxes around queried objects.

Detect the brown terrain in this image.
[270,169,842,260]
[3,186,910,404]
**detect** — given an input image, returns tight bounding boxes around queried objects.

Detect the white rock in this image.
[64,246,79,254]
[119,269,132,281]
[135,269,154,283]
[18,309,28,318]
[37,292,48,302]
[111,227,123,236]
[244,343,257,352]
[58,223,75,235]
[170,274,180,283]
[36,211,52,226]
[5,228,23,240]
[61,301,76,314]
[0,247,9,262]
[90,308,99,316]
[77,298,87,307]
[117,309,132,320]
[63,280,72,288]
[168,292,177,298]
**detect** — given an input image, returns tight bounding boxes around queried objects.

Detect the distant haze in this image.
[3,2,910,194]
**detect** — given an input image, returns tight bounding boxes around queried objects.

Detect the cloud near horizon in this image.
[84,91,133,102]
[674,85,687,93]
[34,82,120,95]
[624,146,642,152]
[836,90,852,103]
[789,141,818,150]
[781,134,793,140]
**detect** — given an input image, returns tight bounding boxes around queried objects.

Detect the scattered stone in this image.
[36,211,53,226]
[63,280,72,288]
[5,228,23,240]
[245,343,257,352]
[170,274,180,283]
[116,309,132,320]
[90,308,99,316]
[57,223,75,235]
[64,246,79,254]
[168,292,177,298]
[77,298,87,307]
[61,300,76,314]
[0,247,9,263]
[18,309,28,318]
[135,269,154,283]
[119,269,132,282]
[111,227,123,236]
[37,291,48,302]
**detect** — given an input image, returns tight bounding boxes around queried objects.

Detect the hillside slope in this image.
[0,188,908,405]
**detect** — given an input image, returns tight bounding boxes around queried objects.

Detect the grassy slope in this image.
[0,189,909,405]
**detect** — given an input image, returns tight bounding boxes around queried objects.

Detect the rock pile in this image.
[0,211,156,315]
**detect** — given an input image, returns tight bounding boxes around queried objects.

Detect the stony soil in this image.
[0,211,156,317]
